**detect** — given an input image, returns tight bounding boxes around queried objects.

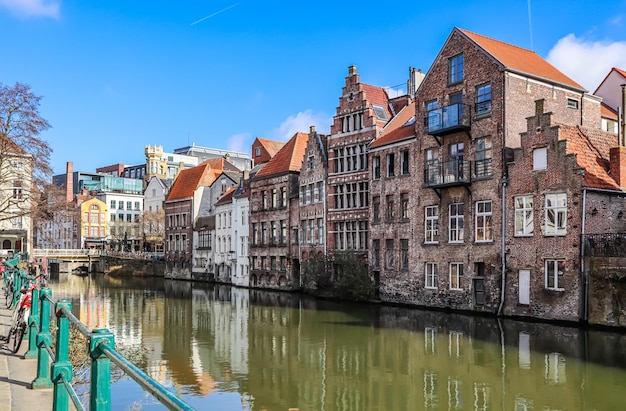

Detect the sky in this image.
[1,0,626,176]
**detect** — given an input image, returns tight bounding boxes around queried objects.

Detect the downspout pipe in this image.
[581,188,588,323]
[498,177,508,316]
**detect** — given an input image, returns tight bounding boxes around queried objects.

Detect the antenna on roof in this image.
[527,0,534,51]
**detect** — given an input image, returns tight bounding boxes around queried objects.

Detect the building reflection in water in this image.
[50,275,626,411]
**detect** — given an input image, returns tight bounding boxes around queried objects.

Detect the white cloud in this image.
[226,133,249,153]
[546,34,626,92]
[0,0,60,19]
[271,109,332,141]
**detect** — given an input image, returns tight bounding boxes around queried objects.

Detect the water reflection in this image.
[49,274,626,411]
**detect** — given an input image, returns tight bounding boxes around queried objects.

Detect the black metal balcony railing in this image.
[424,159,471,187]
[582,233,626,257]
[424,103,471,136]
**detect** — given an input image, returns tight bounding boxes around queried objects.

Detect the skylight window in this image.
[403,116,416,127]
[373,105,388,121]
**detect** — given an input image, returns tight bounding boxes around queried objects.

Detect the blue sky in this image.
[1,0,625,176]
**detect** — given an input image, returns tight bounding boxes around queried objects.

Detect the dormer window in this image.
[373,105,388,121]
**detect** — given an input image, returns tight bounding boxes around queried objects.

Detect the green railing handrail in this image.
[25,282,195,411]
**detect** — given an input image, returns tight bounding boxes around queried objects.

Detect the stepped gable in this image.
[254,132,309,178]
[559,124,621,190]
[370,101,416,148]
[458,28,584,91]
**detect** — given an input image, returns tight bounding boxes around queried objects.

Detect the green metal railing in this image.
[3,254,195,411]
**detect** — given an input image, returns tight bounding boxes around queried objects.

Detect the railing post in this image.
[90,328,115,411]
[23,286,40,358]
[52,299,73,411]
[31,288,53,389]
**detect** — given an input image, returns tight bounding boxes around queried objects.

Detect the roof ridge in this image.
[458,27,536,56]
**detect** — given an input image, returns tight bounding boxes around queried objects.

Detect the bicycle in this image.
[4,273,46,353]
[3,269,14,309]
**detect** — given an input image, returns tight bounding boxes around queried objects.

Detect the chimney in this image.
[309,125,316,134]
[348,65,357,76]
[610,146,626,189]
[407,67,425,98]
[66,162,73,202]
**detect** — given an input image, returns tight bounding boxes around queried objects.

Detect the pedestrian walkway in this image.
[0,304,53,410]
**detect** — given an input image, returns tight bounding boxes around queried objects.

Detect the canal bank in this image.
[0,304,53,410]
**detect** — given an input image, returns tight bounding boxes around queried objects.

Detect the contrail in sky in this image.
[191,3,239,26]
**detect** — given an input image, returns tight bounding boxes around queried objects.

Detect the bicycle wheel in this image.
[4,285,12,308]
[11,322,25,353]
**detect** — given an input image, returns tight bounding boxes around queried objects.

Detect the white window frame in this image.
[449,262,463,290]
[533,147,547,170]
[514,195,534,236]
[449,203,464,243]
[425,206,439,244]
[544,193,567,236]
[475,200,493,242]
[425,262,438,289]
[545,259,565,290]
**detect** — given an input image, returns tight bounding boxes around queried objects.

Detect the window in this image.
[373,239,380,268]
[373,196,380,222]
[261,223,267,245]
[400,193,409,220]
[271,221,277,244]
[386,239,394,269]
[317,182,323,202]
[309,184,315,203]
[475,83,492,116]
[301,220,307,245]
[475,137,492,177]
[255,147,261,157]
[387,153,395,177]
[425,206,439,243]
[126,201,132,210]
[425,148,440,184]
[426,100,439,130]
[119,201,124,210]
[12,180,22,200]
[475,201,493,242]
[308,156,314,170]
[373,156,381,179]
[281,220,287,244]
[567,98,579,109]
[271,189,277,208]
[425,263,438,289]
[450,262,463,290]
[373,105,389,121]
[400,239,409,270]
[449,203,464,243]
[545,259,565,290]
[270,256,277,270]
[317,218,324,245]
[533,147,547,170]
[110,214,116,222]
[301,186,306,205]
[515,195,534,235]
[281,187,287,207]
[126,214,132,222]
[545,193,567,235]
[134,202,140,210]
[386,195,394,221]
[401,150,410,175]
[262,191,268,209]
[448,53,464,84]
[110,200,116,209]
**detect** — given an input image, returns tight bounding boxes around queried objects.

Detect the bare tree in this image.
[0,82,52,223]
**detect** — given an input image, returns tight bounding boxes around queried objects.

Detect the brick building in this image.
[378,27,603,312]
[326,66,397,260]
[249,132,308,289]
[297,126,329,267]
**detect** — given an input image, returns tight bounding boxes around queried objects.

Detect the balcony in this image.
[424,103,471,138]
[582,233,626,257]
[424,159,471,189]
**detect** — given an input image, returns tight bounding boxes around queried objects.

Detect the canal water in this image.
[48,273,626,411]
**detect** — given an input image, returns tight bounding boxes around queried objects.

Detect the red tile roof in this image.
[254,132,309,179]
[0,135,26,155]
[370,102,416,148]
[559,124,621,190]
[458,28,584,90]
[215,187,236,206]
[601,102,618,119]
[167,158,228,201]
[362,84,392,119]
[257,137,285,158]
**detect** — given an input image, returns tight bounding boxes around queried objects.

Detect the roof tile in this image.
[254,132,309,179]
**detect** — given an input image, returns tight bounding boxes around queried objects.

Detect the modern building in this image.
[594,67,626,138]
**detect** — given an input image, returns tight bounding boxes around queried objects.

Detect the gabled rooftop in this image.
[559,124,621,190]
[457,28,584,91]
[256,137,286,158]
[254,132,309,179]
[167,157,240,201]
[370,101,416,149]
